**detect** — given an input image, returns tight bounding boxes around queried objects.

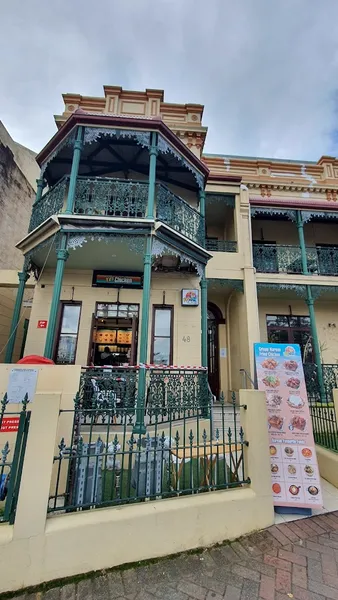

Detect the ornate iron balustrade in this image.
[316,246,338,275]
[28,176,68,232]
[253,244,319,274]
[156,184,205,246]
[73,177,149,218]
[304,363,338,402]
[48,391,248,514]
[205,239,237,252]
[303,363,338,451]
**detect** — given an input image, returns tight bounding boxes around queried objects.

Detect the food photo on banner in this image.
[254,342,323,512]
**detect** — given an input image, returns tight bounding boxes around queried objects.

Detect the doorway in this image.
[88,303,139,366]
[207,302,223,398]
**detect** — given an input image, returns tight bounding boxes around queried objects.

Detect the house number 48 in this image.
[182,336,191,342]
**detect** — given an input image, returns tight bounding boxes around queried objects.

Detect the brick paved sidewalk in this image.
[8,512,338,600]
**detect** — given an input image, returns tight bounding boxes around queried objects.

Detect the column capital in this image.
[36,177,45,189]
[18,271,29,283]
[56,249,69,261]
[74,139,83,151]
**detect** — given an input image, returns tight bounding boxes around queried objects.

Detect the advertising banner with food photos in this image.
[254,343,323,509]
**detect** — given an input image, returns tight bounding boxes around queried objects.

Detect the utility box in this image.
[131,437,165,497]
[75,439,104,506]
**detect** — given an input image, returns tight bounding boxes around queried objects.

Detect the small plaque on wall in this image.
[181,289,199,306]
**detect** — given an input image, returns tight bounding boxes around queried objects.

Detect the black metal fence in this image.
[303,363,338,452]
[0,394,30,523]
[48,392,249,514]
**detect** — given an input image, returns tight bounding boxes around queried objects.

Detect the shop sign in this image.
[37,320,48,328]
[0,417,20,433]
[92,271,143,289]
[254,342,323,510]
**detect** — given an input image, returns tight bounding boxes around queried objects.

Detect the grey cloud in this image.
[1,0,338,160]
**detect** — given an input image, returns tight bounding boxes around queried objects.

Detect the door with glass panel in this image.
[88,303,139,366]
[266,315,313,363]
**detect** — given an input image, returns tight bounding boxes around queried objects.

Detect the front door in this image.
[266,314,313,362]
[207,308,220,398]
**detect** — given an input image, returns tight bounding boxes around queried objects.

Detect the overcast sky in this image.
[1,0,338,161]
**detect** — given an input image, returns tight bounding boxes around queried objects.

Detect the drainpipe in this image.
[200,273,208,368]
[44,235,69,358]
[65,126,84,214]
[295,211,325,401]
[4,271,29,363]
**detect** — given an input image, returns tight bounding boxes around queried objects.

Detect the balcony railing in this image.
[206,239,237,252]
[156,183,205,246]
[253,243,338,276]
[73,177,149,218]
[28,176,68,232]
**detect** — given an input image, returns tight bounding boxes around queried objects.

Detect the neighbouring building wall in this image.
[24,269,202,366]
[258,298,338,364]
[0,122,38,362]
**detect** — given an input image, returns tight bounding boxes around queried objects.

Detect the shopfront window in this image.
[96,303,139,318]
[151,306,173,365]
[266,314,313,362]
[55,303,81,364]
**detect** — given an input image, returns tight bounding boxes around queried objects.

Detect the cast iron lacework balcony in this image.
[29,175,69,232]
[253,243,338,276]
[29,175,205,247]
[205,239,237,252]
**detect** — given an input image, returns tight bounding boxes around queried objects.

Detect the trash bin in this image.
[74,439,104,506]
[131,437,168,497]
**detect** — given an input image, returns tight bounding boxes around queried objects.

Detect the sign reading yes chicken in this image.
[254,343,323,509]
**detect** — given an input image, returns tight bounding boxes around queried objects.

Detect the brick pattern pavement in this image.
[7,512,338,600]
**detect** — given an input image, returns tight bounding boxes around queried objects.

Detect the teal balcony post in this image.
[200,273,208,368]
[295,211,325,401]
[65,126,83,214]
[4,271,29,363]
[134,235,152,434]
[199,189,206,247]
[44,235,69,358]
[146,132,157,219]
[33,177,46,206]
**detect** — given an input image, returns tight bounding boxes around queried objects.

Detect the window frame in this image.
[150,305,174,366]
[54,301,82,365]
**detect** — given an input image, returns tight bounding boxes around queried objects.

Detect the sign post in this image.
[254,343,323,512]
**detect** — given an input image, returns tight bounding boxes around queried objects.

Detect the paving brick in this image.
[289,522,311,540]
[275,569,292,593]
[263,554,291,572]
[292,564,307,589]
[76,579,92,600]
[308,578,338,600]
[276,524,301,543]
[301,519,326,536]
[307,558,323,583]
[290,544,320,561]
[292,585,325,600]
[307,540,336,555]
[324,573,338,587]
[206,592,223,600]
[320,537,338,550]
[240,560,276,578]
[232,565,260,583]
[278,549,306,566]
[292,520,317,538]
[240,579,259,600]
[60,584,75,600]
[268,526,290,547]
[107,572,125,599]
[177,580,207,600]
[231,541,252,561]
[44,590,60,600]
[321,551,338,576]
[92,576,111,600]
[259,575,275,600]
[312,516,335,532]
[224,586,242,600]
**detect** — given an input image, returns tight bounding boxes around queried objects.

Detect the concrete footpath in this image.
[7,512,338,600]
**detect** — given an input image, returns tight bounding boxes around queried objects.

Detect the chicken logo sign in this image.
[254,343,323,510]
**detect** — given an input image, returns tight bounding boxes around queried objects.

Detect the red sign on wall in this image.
[37,320,48,329]
[0,417,20,433]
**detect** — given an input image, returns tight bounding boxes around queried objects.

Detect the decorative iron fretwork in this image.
[205,239,237,252]
[207,278,244,292]
[24,232,61,265]
[73,177,149,218]
[257,282,307,297]
[66,232,145,254]
[157,135,204,189]
[250,207,296,221]
[28,177,68,232]
[83,127,150,149]
[206,194,235,208]
[40,131,76,176]
[156,183,205,247]
[253,244,319,275]
[152,238,204,279]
